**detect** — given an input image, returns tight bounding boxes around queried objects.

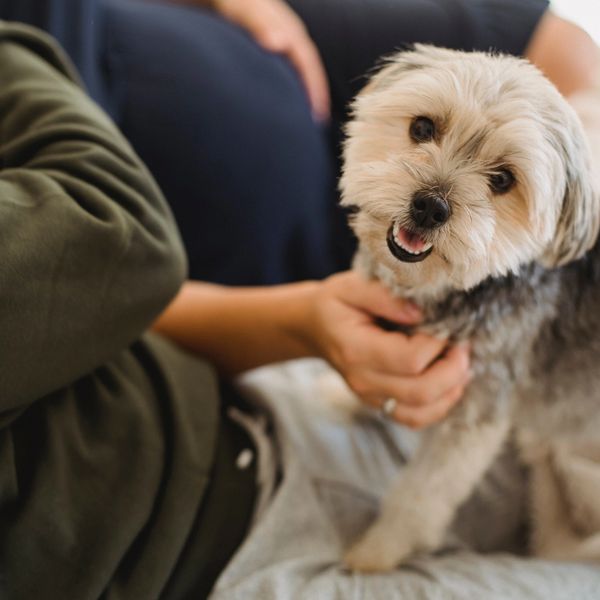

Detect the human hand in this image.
[211,0,330,121]
[304,272,472,429]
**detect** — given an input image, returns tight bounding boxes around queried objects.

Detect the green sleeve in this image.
[0,23,187,413]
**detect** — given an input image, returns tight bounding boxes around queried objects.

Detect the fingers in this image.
[327,271,422,326]
[407,343,471,404]
[347,344,470,408]
[382,377,470,429]
[282,32,331,122]
[347,343,471,429]
[256,17,330,121]
[308,270,472,429]
[215,0,331,122]
[348,331,447,377]
[360,369,470,430]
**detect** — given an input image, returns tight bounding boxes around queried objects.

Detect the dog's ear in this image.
[541,105,600,268]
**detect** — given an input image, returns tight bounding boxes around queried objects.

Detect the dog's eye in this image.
[410,117,435,143]
[489,169,515,194]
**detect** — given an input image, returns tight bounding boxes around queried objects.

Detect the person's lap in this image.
[210,359,600,599]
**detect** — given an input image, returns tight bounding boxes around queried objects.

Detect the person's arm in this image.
[155,279,320,372]
[525,11,600,97]
[526,13,600,190]
[0,24,186,413]
[154,272,472,429]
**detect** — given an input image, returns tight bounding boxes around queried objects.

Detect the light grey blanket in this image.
[210,359,600,599]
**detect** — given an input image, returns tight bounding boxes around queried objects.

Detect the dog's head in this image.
[341,45,600,300]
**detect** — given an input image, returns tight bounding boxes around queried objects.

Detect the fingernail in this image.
[312,108,330,124]
[311,100,331,125]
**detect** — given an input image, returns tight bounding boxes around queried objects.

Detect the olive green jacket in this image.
[0,22,223,599]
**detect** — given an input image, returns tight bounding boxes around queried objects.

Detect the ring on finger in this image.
[381,397,398,418]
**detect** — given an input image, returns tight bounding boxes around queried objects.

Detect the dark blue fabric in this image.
[103,0,337,285]
[0,0,549,285]
[287,0,549,118]
[0,0,107,106]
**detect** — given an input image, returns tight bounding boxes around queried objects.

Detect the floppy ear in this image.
[340,47,429,209]
[542,102,600,268]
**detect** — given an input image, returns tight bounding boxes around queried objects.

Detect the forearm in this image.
[526,12,600,97]
[153,280,320,375]
[153,272,474,429]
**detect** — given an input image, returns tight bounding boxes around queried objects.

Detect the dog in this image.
[339,44,600,572]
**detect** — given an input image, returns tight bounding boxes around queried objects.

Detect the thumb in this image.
[335,272,422,325]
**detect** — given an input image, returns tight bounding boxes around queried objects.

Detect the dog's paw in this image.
[343,527,414,573]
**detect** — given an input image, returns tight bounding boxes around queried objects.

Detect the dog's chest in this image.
[408,266,562,429]
[420,264,558,352]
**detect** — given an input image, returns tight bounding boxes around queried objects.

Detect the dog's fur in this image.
[340,45,600,571]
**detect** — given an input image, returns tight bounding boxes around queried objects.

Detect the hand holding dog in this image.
[306,271,471,428]
[154,272,470,429]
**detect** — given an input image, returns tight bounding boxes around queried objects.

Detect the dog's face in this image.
[341,45,599,300]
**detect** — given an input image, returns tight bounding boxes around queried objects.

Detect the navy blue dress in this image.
[0,0,549,284]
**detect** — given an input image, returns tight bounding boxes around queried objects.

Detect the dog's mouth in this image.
[386,222,433,263]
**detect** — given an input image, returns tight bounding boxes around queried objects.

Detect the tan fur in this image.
[340,46,600,571]
[341,45,600,302]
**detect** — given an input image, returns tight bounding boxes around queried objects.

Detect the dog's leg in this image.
[530,449,600,562]
[344,414,510,572]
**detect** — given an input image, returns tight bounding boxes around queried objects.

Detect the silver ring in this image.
[381,397,398,418]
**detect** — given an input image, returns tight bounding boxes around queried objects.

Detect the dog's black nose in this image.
[411,192,450,229]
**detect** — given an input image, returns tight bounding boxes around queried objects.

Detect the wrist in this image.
[275,280,322,359]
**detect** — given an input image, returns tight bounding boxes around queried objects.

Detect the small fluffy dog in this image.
[340,45,600,572]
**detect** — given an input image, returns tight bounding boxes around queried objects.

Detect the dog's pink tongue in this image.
[396,227,427,253]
